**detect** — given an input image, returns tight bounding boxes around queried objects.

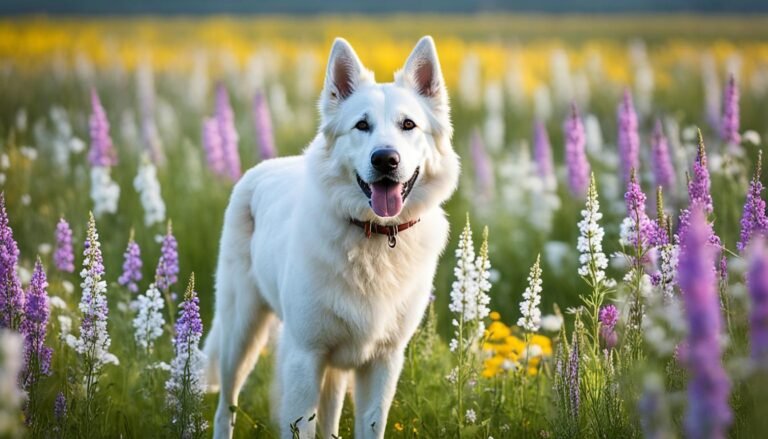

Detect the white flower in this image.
[58,315,72,338]
[37,243,52,255]
[49,296,68,310]
[69,137,86,153]
[577,174,611,286]
[148,361,171,372]
[658,244,678,302]
[517,255,543,332]
[743,130,761,146]
[62,280,74,295]
[133,156,166,227]
[132,283,166,351]
[90,166,120,217]
[465,409,477,424]
[446,367,458,384]
[540,314,564,332]
[0,153,9,170]
[20,194,30,206]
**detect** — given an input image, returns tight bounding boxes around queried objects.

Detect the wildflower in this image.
[66,213,118,369]
[540,314,564,332]
[215,84,241,182]
[619,170,655,249]
[469,129,494,201]
[118,232,142,294]
[0,193,24,330]
[155,221,179,292]
[748,238,768,363]
[721,74,741,147]
[166,273,208,437]
[577,174,611,286]
[54,391,66,423]
[688,130,713,212]
[598,304,619,349]
[202,117,226,177]
[650,119,676,191]
[88,89,117,167]
[564,103,591,197]
[465,409,477,424]
[677,206,731,439]
[89,166,120,217]
[617,89,640,184]
[533,120,556,189]
[54,218,75,273]
[567,331,580,420]
[133,155,166,227]
[517,254,543,332]
[253,90,277,160]
[132,282,165,352]
[20,259,53,389]
[737,152,767,252]
[0,330,24,437]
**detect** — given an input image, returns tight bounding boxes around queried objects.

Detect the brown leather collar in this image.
[350,218,420,248]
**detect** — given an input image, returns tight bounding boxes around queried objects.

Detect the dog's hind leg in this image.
[212,281,275,439]
[318,367,348,439]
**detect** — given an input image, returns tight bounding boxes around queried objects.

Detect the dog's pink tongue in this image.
[370,180,403,217]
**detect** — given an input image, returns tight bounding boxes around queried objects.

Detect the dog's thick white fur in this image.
[203,36,459,439]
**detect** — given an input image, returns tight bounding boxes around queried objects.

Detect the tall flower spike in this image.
[202,117,226,177]
[617,89,640,184]
[564,103,591,197]
[133,155,166,227]
[0,193,24,330]
[215,84,241,182]
[253,90,277,161]
[155,221,179,291]
[88,89,117,167]
[567,331,580,420]
[469,129,494,200]
[689,129,713,212]
[650,119,676,191]
[21,258,52,389]
[721,74,741,147]
[533,120,555,186]
[54,218,75,273]
[620,169,654,248]
[678,206,731,439]
[748,238,768,363]
[118,231,143,294]
[598,304,619,349]
[517,254,543,332]
[737,151,767,252]
[132,282,165,352]
[577,174,610,286]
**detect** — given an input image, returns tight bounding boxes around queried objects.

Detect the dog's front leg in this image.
[278,335,323,439]
[353,349,405,439]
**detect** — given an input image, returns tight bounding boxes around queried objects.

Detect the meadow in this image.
[1,14,768,438]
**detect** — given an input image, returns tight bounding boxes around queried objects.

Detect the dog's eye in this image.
[355,120,370,132]
[402,119,416,131]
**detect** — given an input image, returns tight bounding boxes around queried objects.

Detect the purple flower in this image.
[567,331,580,420]
[564,103,591,198]
[622,171,655,248]
[174,276,203,345]
[721,74,741,146]
[88,89,117,167]
[650,119,676,191]
[617,89,640,184]
[469,129,494,200]
[0,193,24,330]
[688,131,713,212]
[118,234,142,294]
[677,206,732,439]
[155,222,179,291]
[202,117,226,177]
[215,84,241,182]
[737,154,767,253]
[54,392,66,422]
[54,218,75,273]
[253,90,277,161]
[748,239,768,362]
[599,304,619,349]
[21,259,52,389]
[533,120,554,183]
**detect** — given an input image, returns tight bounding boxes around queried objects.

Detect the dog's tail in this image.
[203,169,258,394]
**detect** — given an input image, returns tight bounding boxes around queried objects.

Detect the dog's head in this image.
[311,36,459,223]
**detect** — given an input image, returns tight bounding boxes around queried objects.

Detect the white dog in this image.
[203,36,459,439]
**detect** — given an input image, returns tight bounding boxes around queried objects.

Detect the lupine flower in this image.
[155,221,179,291]
[0,330,24,437]
[215,84,241,182]
[54,391,66,421]
[89,166,120,217]
[577,174,611,286]
[65,213,118,369]
[651,120,676,191]
[517,254,543,332]
[598,304,619,349]
[721,74,741,147]
[20,259,52,389]
[88,89,117,167]
[0,194,23,330]
[567,331,580,420]
[118,233,142,294]
[533,120,556,189]
[748,238,768,363]
[54,218,75,273]
[253,90,277,160]
[620,170,655,249]
[617,89,640,184]
[132,282,165,351]
[564,104,591,197]
[133,155,166,227]
[165,273,207,437]
[469,129,494,201]
[677,206,731,439]
[737,152,767,252]
[678,131,721,249]
[202,117,226,177]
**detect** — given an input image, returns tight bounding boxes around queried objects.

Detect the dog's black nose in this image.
[371,148,400,173]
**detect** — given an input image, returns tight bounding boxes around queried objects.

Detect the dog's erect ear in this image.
[322,39,367,109]
[399,36,448,110]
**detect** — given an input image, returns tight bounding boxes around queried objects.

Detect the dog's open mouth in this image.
[356,167,420,218]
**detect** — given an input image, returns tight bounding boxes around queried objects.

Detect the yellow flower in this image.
[489,311,501,320]
[485,321,511,341]
[394,422,404,432]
